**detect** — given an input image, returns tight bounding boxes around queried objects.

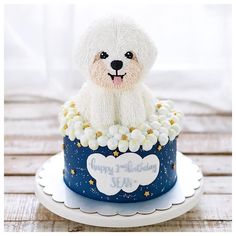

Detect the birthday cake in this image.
[58,18,183,203]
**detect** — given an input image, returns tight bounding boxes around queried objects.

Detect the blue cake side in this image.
[63,136,177,203]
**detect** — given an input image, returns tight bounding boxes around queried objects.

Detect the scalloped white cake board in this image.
[35,152,203,228]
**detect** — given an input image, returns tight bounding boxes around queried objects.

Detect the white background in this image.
[4,3,232,112]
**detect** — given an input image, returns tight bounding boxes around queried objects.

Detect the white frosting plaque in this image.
[87,153,160,195]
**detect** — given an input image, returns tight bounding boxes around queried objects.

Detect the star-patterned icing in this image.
[63,137,177,203]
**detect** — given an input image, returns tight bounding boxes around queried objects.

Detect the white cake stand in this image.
[35,152,203,228]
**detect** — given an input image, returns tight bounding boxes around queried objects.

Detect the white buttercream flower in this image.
[146,134,157,145]
[118,140,129,152]
[80,135,89,147]
[66,111,76,121]
[168,128,177,141]
[159,127,169,135]
[114,133,122,140]
[74,128,84,140]
[72,115,84,122]
[73,120,83,129]
[172,124,181,134]
[153,129,160,137]
[150,121,161,130]
[158,107,168,115]
[161,120,171,129]
[84,127,96,139]
[131,129,142,139]
[170,116,180,124]
[119,126,129,134]
[159,133,169,146]
[97,135,108,147]
[142,139,153,151]
[68,128,76,141]
[157,115,167,123]
[129,139,140,152]
[149,114,159,122]
[107,138,118,150]
[138,123,150,132]
[88,139,99,150]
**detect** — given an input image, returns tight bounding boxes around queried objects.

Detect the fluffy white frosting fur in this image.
[75,17,157,129]
[75,81,155,129]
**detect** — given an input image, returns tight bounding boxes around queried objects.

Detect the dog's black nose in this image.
[111,60,123,71]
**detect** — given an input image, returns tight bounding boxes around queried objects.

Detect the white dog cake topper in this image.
[75,17,157,129]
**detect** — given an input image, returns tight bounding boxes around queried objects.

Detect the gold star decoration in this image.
[70,169,76,175]
[157,145,162,151]
[172,163,176,170]
[144,191,150,197]
[77,142,81,148]
[147,129,153,134]
[89,179,94,185]
[96,131,103,138]
[113,150,119,157]
[169,119,175,125]
[121,134,128,140]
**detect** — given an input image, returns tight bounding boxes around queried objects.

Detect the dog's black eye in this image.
[125,51,133,59]
[100,51,109,59]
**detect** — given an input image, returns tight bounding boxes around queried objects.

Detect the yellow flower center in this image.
[70,101,76,108]
[96,131,103,138]
[63,110,68,116]
[129,127,136,132]
[147,129,153,134]
[83,123,90,129]
[121,134,128,140]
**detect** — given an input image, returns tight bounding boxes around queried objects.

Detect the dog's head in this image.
[76,17,157,90]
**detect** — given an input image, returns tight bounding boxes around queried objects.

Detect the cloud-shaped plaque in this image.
[87,153,160,195]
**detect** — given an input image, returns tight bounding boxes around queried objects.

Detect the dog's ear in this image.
[126,22,157,72]
[136,31,158,72]
[74,30,92,77]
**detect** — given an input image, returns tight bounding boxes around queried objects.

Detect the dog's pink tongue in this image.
[113,76,122,85]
